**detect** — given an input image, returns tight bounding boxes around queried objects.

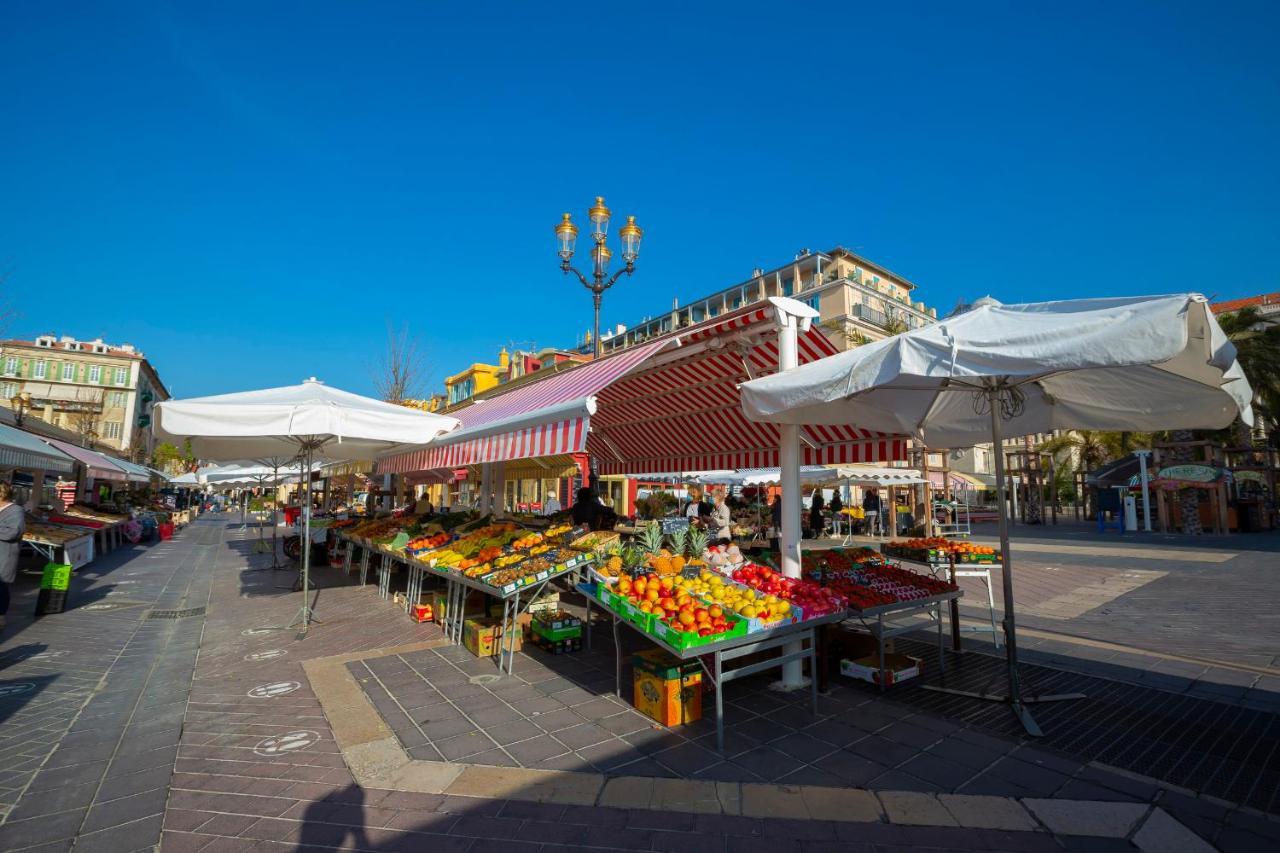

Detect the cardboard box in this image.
[528,592,560,614]
[631,649,702,726]
[840,653,922,687]
[432,589,487,625]
[463,617,523,658]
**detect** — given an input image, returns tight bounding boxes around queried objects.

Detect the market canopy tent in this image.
[378,304,908,480]
[38,437,138,482]
[742,293,1252,735]
[155,378,459,627]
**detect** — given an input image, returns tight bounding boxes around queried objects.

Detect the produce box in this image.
[431,589,487,625]
[840,653,922,687]
[632,649,702,726]
[527,592,560,614]
[600,585,659,633]
[529,632,581,655]
[651,611,747,651]
[532,610,582,632]
[530,616,582,644]
[41,563,73,592]
[463,617,523,658]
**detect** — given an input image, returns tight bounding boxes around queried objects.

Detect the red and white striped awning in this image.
[377,305,907,475]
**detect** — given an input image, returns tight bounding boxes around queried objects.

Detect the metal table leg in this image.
[612,613,622,699]
[714,650,725,753]
[359,548,371,586]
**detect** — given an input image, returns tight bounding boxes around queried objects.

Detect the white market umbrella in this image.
[154,378,459,628]
[742,293,1252,734]
[206,461,308,554]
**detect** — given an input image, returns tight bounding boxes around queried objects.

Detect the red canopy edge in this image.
[377,305,907,476]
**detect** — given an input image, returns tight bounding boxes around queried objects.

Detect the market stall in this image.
[741,292,1253,735]
[24,519,96,569]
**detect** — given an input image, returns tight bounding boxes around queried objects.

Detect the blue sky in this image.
[2,2,1277,399]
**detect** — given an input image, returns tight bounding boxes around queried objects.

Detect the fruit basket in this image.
[651,609,747,651]
[569,531,620,552]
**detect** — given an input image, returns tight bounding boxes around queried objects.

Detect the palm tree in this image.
[1216,306,1280,442]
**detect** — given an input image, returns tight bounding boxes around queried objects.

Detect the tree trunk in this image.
[1023,435,1042,524]
[1171,429,1203,535]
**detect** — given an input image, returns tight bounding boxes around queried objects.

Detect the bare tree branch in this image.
[372,323,428,404]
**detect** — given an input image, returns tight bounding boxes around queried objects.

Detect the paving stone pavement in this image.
[5,516,1280,852]
[0,518,216,850]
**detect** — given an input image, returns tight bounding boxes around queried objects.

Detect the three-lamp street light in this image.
[555,196,642,358]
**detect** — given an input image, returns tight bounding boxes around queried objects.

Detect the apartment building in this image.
[0,334,169,458]
[592,246,938,355]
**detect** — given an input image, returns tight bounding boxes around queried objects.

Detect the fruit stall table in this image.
[880,541,1000,650]
[335,530,595,676]
[23,521,97,570]
[579,582,847,753]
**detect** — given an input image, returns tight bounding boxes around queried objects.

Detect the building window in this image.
[1,382,16,399]
[33,360,47,380]
[61,362,75,382]
[783,277,794,296]
[113,367,127,385]
[89,365,102,383]
[102,422,122,440]
[447,377,474,405]
[108,391,127,407]
[803,294,821,313]
[3,358,16,376]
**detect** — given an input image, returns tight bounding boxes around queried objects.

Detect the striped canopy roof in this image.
[378,304,907,476]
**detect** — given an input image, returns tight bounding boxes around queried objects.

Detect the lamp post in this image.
[9,391,32,427]
[555,196,643,358]
[84,428,98,450]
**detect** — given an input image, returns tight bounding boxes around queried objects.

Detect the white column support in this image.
[1136,450,1153,532]
[492,461,507,519]
[479,463,493,515]
[766,296,820,691]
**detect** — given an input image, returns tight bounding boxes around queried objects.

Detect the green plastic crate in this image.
[41,563,72,592]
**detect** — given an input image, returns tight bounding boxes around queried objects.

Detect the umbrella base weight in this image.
[287,606,320,630]
[920,684,1086,736]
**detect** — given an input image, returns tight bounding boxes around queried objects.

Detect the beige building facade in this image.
[0,334,170,459]
[596,246,938,355]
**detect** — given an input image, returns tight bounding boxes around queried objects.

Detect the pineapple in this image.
[638,521,664,556]
[621,545,646,573]
[666,526,689,562]
[686,526,708,561]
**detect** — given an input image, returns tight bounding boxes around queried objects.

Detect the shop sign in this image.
[1234,470,1268,485]
[1156,465,1223,484]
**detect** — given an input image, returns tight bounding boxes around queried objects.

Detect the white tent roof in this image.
[741,294,1253,447]
[153,378,460,462]
[203,461,312,483]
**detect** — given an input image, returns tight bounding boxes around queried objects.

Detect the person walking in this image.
[862,488,882,536]
[0,482,26,634]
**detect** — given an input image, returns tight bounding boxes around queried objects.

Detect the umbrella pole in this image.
[289,446,320,631]
[922,387,1084,735]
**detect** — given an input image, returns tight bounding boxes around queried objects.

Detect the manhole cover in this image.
[469,674,502,685]
[148,607,207,619]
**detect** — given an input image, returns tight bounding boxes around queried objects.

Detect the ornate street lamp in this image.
[555,197,643,358]
[9,391,32,427]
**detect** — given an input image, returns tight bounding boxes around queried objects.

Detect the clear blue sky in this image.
[2,2,1277,399]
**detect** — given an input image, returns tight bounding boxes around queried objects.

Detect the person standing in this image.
[809,490,826,538]
[709,487,733,545]
[0,483,26,634]
[862,488,882,536]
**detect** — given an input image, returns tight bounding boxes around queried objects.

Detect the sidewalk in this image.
[2,517,1277,852]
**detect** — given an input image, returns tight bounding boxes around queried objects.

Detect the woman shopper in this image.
[709,487,733,545]
[809,490,826,538]
[0,482,26,634]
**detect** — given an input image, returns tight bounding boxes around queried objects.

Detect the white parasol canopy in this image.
[741,293,1252,445]
[741,293,1253,736]
[153,378,459,628]
[153,378,459,461]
